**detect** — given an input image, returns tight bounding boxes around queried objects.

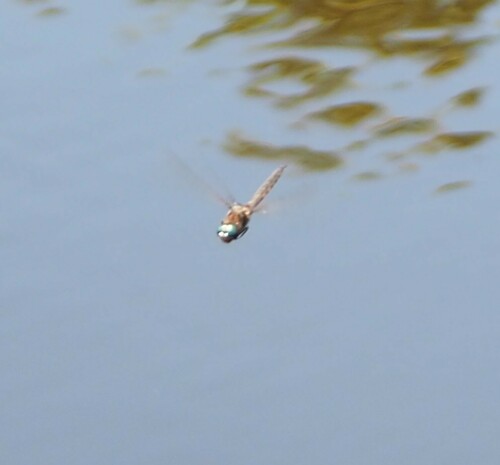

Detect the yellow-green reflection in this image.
[185,0,495,181]
[307,102,382,127]
[37,7,66,17]
[224,133,343,171]
[192,0,493,59]
[245,57,356,107]
[17,1,67,17]
[434,180,472,194]
[131,0,499,184]
[451,87,486,108]
[418,131,494,154]
[424,47,470,76]
[372,117,438,137]
[191,9,279,49]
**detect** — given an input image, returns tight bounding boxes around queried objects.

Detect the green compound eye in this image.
[217,223,239,239]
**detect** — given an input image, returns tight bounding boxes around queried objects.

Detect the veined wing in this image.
[169,151,234,208]
[246,165,287,212]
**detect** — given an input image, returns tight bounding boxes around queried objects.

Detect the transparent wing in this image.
[168,151,234,208]
[246,165,287,212]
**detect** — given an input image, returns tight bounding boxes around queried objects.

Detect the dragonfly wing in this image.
[169,151,234,208]
[246,165,286,212]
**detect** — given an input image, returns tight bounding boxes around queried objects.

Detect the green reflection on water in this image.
[224,133,343,171]
[192,0,493,56]
[451,87,486,108]
[137,0,496,185]
[192,9,280,48]
[307,102,382,127]
[434,180,472,194]
[417,131,494,153]
[243,57,356,107]
[372,117,438,137]
[37,7,65,17]
[189,0,495,179]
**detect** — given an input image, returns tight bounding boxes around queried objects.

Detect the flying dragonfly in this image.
[217,165,287,243]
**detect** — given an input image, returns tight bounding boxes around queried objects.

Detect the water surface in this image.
[2,1,500,464]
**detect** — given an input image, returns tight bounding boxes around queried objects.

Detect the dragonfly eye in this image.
[217,223,239,240]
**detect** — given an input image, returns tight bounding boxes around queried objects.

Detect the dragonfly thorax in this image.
[215,165,286,244]
[217,205,251,243]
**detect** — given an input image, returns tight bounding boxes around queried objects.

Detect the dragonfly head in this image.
[217,223,246,243]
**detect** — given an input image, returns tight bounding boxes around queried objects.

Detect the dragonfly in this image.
[217,165,287,243]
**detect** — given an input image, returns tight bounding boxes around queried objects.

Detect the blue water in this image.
[2,2,500,464]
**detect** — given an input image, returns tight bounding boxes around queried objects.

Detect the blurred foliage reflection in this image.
[224,132,344,171]
[192,0,492,56]
[139,0,497,186]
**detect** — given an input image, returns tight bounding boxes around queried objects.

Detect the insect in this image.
[217,165,287,243]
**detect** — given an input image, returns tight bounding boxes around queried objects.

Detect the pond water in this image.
[2,1,500,464]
